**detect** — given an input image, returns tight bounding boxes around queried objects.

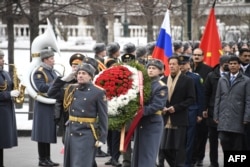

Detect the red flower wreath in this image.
[95,66,133,100]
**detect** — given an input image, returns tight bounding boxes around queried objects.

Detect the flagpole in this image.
[212,0,217,8]
[167,0,172,10]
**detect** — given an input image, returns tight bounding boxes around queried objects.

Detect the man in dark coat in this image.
[31,49,59,166]
[178,55,204,167]
[132,59,168,167]
[48,63,108,167]
[238,48,250,150]
[214,56,250,152]
[191,48,212,166]
[202,55,230,167]
[0,50,19,167]
[159,56,196,167]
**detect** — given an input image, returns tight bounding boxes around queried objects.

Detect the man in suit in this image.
[159,56,196,167]
[214,56,250,152]
[191,48,212,166]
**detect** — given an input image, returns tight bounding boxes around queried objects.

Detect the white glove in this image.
[61,72,76,82]
[95,141,104,147]
[10,90,20,97]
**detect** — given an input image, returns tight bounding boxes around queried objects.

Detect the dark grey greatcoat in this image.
[0,69,17,148]
[214,72,250,134]
[132,78,168,167]
[31,65,57,143]
[48,78,108,167]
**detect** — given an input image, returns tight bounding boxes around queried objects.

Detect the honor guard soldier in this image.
[0,50,19,167]
[48,63,108,167]
[146,41,156,59]
[132,59,168,167]
[136,46,147,65]
[55,53,85,143]
[82,56,109,159]
[93,43,107,72]
[106,42,121,63]
[31,49,59,166]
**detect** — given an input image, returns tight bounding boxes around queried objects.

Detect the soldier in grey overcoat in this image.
[131,59,168,167]
[31,49,59,166]
[48,63,108,167]
[0,50,19,167]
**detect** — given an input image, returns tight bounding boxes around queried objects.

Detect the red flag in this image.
[152,10,173,75]
[199,0,222,67]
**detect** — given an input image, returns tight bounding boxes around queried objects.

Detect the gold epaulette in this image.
[37,67,48,83]
[38,67,44,71]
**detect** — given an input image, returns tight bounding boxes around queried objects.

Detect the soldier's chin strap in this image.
[123,71,144,152]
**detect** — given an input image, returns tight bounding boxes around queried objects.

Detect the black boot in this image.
[157,149,165,167]
[96,147,108,157]
[38,143,52,166]
[39,158,52,167]
[45,143,59,166]
[46,157,59,166]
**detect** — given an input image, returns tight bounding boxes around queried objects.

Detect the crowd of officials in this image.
[0,38,250,167]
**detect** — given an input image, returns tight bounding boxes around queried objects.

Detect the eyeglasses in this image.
[193,54,202,57]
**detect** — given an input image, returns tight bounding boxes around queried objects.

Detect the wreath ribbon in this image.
[123,70,144,152]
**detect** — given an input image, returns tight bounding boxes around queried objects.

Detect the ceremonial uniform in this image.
[132,59,168,167]
[0,51,18,167]
[0,68,18,148]
[0,68,17,150]
[185,71,204,167]
[31,49,59,166]
[48,63,108,167]
[132,79,168,167]
[31,65,58,143]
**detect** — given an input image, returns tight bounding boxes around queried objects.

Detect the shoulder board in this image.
[193,72,200,76]
[38,67,44,71]
[158,80,166,86]
[94,84,105,90]
[37,67,48,83]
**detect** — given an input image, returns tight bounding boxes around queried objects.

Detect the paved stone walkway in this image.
[4,137,224,167]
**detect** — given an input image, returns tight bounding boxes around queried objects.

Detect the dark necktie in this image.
[230,75,235,85]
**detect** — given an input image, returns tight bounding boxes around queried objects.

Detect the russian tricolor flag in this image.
[152,10,173,75]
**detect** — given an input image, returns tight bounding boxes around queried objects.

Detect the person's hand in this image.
[162,107,168,114]
[214,119,219,124]
[10,90,20,97]
[203,111,208,118]
[95,141,104,147]
[167,106,175,113]
[61,72,76,82]
[197,116,203,123]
